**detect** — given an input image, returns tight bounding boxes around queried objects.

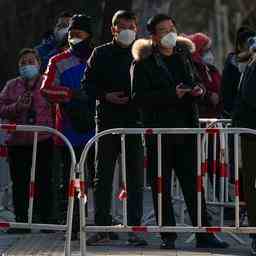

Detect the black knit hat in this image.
[68,14,92,35]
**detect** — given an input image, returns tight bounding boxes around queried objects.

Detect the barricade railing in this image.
[78,127,256,256]
[0,124,77,256]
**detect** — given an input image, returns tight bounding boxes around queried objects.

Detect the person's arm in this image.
[131,61,178,107]
[40,56,73,103]
[82,48,107,102]
[0,81,31,119]
[241,60,256,109]
[221,57,240,115]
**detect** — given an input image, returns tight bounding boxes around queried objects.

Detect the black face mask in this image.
[69,39,91,59]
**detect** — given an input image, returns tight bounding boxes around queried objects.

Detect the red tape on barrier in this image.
[0,146,8,157]
[206,227,221,233]
[68,180,75,197]
[0,222,10,229]
[220,163,225,177]
[29,182,35,198]
[132,226,148,233]
[197,175,202,192]
[201,162,208,175]
[156,177,163,193]
[1,124,17,132]
[206,128,220,134]
[118,187,128,201]
[145,129,154,135]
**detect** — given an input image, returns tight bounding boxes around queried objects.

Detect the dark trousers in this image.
[241,134,256,233]
[60,145,95,232]
[146,134,209,240]
[94,132,144,226]
[8,138,53,223]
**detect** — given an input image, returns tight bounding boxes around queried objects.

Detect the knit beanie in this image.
[68,14,92,35]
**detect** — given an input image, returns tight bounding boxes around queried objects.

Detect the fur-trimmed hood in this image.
[132,36,196,62]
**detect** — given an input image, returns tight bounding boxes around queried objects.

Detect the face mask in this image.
[160,32,177,48]
[69,37,91,59]
[238,62,247,73]
[54,27,69,43]
[69,37,83,46]
[202,51,214,65]
[116,29,136,46]
[19,65,40,80]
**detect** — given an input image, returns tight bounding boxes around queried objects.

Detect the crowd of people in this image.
[1,8,256,254]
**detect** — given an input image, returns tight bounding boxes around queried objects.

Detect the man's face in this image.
[111,18,137,38]
[152,19,177,46]
[54,17,71,32]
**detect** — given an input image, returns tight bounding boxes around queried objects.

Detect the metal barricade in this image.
[78,127,256,256]
[0,124,77,256]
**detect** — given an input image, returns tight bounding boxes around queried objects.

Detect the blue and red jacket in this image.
[40,49,94,147]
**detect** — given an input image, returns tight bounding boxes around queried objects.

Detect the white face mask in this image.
[238,62,247,73]
[116,29,136,46]
[160,32,177,49]
[54,27,69,42]
[68,37,83,46]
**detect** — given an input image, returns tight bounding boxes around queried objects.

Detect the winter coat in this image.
[0,76,53,145]
[34,32,59,72]
[82,40,140,129]
[221,53,241,117]
[233,56,256,129]
[131,37,202,128]
[194,61,222,118]
[40,49,94,146]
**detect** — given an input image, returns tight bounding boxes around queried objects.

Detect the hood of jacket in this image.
[132,36,196,62]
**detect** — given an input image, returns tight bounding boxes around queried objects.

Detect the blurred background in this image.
[0,0,255,88]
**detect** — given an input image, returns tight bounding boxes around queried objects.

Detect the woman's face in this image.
[18,53,40,68]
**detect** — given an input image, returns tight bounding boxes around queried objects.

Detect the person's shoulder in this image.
[49,50,72,64]
[4,77,23,90]
[92,42,115,56]
[175,36,196,56]
[132,39,154,64]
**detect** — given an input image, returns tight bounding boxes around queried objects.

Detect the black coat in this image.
[221,53,241,116]
[82,41,139,128]
[233,57,256,129]
[131,38,201,128]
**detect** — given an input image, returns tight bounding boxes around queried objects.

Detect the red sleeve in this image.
[40,56,73,103]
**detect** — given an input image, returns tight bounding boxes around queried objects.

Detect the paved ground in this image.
[0,189,253,255]
[0,231,252,255]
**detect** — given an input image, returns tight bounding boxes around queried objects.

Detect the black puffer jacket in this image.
[82,40,139,128]
[131,37,202,128]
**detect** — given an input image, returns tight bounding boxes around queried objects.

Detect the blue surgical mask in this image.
[19,65,40,80]
[202,51,214,65]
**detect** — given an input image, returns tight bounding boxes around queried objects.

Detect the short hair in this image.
[55,11,74,25]
[112,10,137,26]
[18,48,41,64]
[147,14,176,34]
